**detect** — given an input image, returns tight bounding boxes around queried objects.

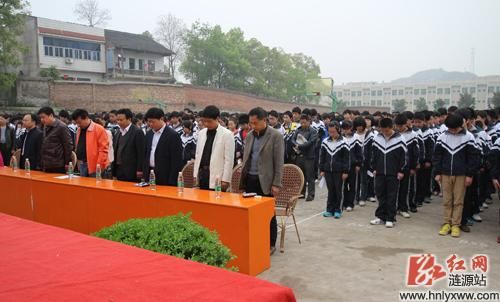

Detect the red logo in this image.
[407,254,447,286]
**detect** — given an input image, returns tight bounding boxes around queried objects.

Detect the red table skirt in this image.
[0,213,296,302]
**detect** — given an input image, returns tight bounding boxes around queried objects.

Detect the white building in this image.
[333,76,500,111]
[18,16,173,83]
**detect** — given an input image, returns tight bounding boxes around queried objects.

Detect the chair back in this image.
[181,161,195,188]
[230,163,244,193]
[275,164,304,209]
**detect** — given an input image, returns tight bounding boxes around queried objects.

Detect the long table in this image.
[0,213,296,302]
[0,167,275,275]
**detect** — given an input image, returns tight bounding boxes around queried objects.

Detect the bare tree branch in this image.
[74,0,111,27]
[155,13,187,80]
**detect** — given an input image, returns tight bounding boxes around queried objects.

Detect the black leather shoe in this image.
[460,225,471,233]
[305,196,314,202]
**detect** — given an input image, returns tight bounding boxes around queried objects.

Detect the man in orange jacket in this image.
[72,109,109,177]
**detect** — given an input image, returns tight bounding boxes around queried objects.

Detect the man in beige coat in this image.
[194,106,235,191]
[240,107,284,255]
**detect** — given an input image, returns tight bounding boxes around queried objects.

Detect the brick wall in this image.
[47,81,334,114]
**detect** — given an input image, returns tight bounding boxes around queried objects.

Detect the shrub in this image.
[93,213,236,270]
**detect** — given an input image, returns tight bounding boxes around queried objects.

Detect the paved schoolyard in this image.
[259,184,500,302]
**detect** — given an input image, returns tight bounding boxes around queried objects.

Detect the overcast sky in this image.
[30,0,500,84]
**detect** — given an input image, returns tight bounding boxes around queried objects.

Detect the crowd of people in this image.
[1,104,499,251]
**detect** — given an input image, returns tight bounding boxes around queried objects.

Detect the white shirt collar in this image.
[120,123,132,136]
[154,124,166,135]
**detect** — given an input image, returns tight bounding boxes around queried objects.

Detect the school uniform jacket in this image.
[371,132,407,176]
[432,129,481,177]
[417,127,434,165]
[400,129,419,171]
[319,136,349,173]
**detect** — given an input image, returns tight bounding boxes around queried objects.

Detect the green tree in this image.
[142,30,153,39]
[0,0,29,94]
[180,22,320,102]
[489,92,500,108]
[458,93,475,108]
[392,99,406,112]
[415,97,428,111]
[39,66,60,80]
[433,98,446,110]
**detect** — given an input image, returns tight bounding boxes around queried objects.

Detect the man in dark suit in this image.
[143,108,183,186]
[18,114,43,170]
[112,108,145,182]
[0,114,16,165]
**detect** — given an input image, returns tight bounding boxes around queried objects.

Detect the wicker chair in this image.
[230,163,244,193]
[181,161,195,188]
[275,163,304,253]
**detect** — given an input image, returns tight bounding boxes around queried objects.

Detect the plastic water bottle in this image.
[25,158,30,176]
[10,157,17,171]
[177,172,184,194]
[215,176,222,199]
[96,164,102,181]
[68,162,74,178]
[149,169,156,190]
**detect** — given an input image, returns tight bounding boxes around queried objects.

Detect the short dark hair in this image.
[109,110,118,115]
[283,111,293,118]
[292,107,301,114]
[352,116,366,129]
[169,111,181,118]
[182,120,193,130]
[238,113,249,125]
[448,106,458,114]
[144,107,165,120]
[379,117,393,129]
[394,114,408,126]
[328,121,341,133]
[445,113,464,129]
[341,120,352,129]
[299,114,310,121]
[71,109,89,120]
[58,110,70,119]
[249,107,268,120]
[268,110,279,118]
[310,109,318,117]
[200,106,220,120]
[402,111,414,120]
[25,113,39,124]
[117,108,133,120]
[413,111,425,121]
[38,106,55,116]
[437,108,447,116]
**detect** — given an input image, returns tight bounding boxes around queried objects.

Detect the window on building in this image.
[371,100,376,106]
[414,89,419,95]
[445,88,451,94]
[371,91,376,96]
[351,91,356,97]
[377,90,382,96]
[488,86,495,93]
[421,89,426,95]
[437,88,443,94]
[357,91,362,97]
[377,100,382,106]
[64,48,73,58]
[462,87,468,94]
[470,87,476,94]
[43,36,101,61]
[392,90,397,96]
[398,89,403,96]
[129,58,136,70]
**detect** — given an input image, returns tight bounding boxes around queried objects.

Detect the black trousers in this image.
[397,173,410,212]
[462,174,479,225]
[343,168,357,208]
[408,174,417,210]
[375,175,399,222]
[245,174,277,248]
[415,167,431,204]
[478,170,489,205]
[324,172,343,213]
[0,145,11,166]
[360,168,375,201]
[295,156,315,198]
[198,167,210,190]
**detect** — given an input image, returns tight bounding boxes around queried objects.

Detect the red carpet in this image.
[0,213,296,302]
